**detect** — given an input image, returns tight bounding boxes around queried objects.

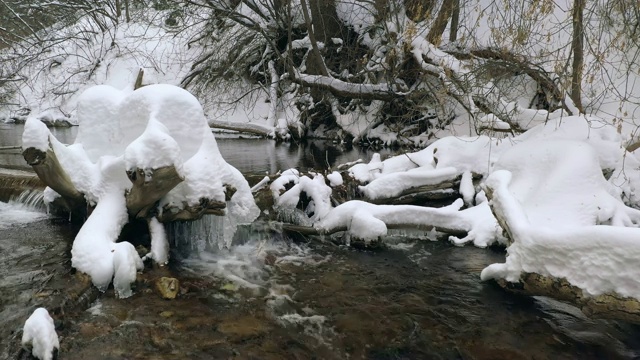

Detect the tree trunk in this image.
[427,0,456,46]
[124,0,130,22]
[448,0,459,42]
[115,0,122,20]
[404,0,437,22]
[307,0,342,43]
[570,0,585,113]
[298,0,329,77]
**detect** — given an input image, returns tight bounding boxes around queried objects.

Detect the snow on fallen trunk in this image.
[314,198,504,246]
[276,174,333,222]
[481,140,640,300]
[358,166,459,201]
[21,308,59,360]
[23,84,260,285]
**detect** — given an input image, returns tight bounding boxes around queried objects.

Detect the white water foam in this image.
[0,201,47,229]
[174,215,335,344]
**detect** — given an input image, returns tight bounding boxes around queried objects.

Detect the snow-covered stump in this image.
[21,84,259,295]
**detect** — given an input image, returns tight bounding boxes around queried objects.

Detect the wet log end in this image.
[23,147,47,166]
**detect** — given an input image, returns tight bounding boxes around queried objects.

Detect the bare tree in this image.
[570,0,585,113]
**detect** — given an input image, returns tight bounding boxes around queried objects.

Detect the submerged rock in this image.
[155,277,179,299]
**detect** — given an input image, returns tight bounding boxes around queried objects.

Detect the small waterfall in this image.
[168,215,226,258]
[9,189,46,211]
[0,173,45,203]
[168,214,291,290]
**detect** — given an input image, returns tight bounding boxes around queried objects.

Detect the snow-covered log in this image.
[266,168,503,247]
[157,198,227,222]
[481,139,640,308]
[209,120,273,137]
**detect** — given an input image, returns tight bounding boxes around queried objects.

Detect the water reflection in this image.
[0,124,392,172]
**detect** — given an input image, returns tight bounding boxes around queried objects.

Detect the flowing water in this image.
[2,124,640,359]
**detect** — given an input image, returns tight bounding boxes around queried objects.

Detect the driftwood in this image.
[126,166,184,218]
[364,176,467,205]
[22,146,85,206]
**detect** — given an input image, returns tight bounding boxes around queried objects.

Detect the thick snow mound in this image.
[76,84,208,164]
[22,308,59,360]
[113,241,144,299]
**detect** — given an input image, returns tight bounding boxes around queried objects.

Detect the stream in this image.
[2,125,640,359]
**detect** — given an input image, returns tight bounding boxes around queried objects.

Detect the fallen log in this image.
[496,273,640,324]
[22,146,85,206]
[362,172,483,206]
[280,219,468,238]
[210,120,272,137]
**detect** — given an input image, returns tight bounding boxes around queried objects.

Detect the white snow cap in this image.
[22,308,59,360]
